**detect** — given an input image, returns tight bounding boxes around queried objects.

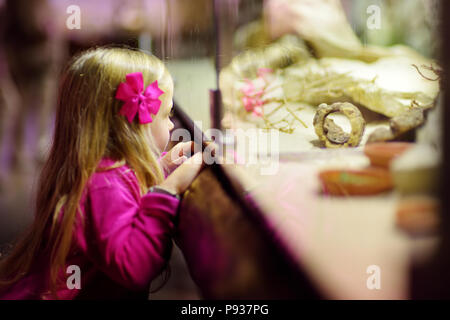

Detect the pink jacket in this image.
[0,157,180,299]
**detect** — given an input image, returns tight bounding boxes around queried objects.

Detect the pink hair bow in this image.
[116,72,164,124]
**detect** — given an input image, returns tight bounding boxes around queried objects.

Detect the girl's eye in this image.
[169,109,174,117]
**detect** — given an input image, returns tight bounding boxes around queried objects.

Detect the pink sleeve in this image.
[159,151,168,159]
[85,180,180,291]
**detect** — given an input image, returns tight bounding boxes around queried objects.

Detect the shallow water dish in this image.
[319,168,393,196]
[364,142,414,169]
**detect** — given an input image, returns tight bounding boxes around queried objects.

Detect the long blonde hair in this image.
[0,46,172,298]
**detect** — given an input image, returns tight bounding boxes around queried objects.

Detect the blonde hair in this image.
[0,46,172,298]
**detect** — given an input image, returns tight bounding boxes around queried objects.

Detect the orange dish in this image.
[319,168,393,196]
[364,142,414,169]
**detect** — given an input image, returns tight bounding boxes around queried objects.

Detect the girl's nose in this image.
[169,119,175,131]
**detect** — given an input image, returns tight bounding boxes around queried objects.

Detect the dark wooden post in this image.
[411,0,450,299]
[210,0,239,131]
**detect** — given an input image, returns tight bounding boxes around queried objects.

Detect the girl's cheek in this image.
[165,121,171,145]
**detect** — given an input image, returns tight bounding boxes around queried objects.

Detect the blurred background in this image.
[0,0,442,299]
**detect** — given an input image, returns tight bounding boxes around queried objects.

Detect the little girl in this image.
[0,46,204,299]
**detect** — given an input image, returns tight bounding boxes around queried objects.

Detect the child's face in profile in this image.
[149,81,175,153]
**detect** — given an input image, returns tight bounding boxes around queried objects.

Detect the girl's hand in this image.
[161,141,197,175]
[159,151,204,194]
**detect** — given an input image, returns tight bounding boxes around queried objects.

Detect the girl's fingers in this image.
[172,155,188,165]
[169,141,194,159]
[163,152,207,194]
[185,150,203,165]
[180,141,195,157]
